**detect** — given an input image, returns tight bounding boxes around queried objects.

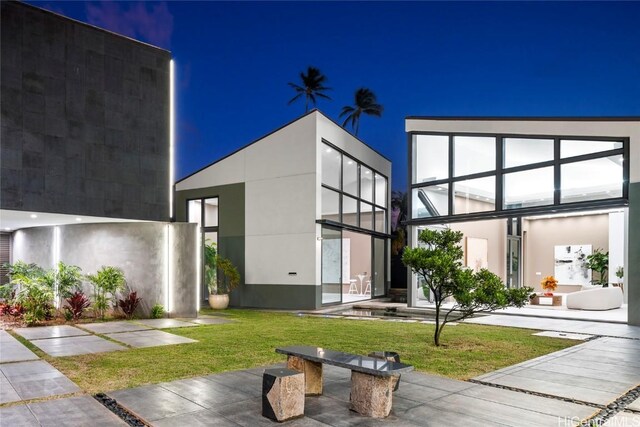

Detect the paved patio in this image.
[108,363,597,426]
[13,325,90,340]
[79,321,153,334]
[30,335,126,357]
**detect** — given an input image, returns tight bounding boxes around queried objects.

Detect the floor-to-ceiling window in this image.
[188,197,219,303]
[319,141,390,305]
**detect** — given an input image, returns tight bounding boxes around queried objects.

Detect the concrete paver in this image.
[30,334,126,357]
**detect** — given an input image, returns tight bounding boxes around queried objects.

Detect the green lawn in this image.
[28,310,574,394]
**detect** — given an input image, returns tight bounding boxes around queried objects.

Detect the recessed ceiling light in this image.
[4,228,10,231]
[365,171,370,174]
[348,161,353,165]
[326,148,332,153]
[75,217,82,221]
[30,214,37,219]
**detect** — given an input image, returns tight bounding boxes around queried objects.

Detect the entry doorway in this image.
[321,226,386,305]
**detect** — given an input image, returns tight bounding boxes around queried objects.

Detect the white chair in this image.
[566,286,623,311]
[348,280,359,295]
[364,280,371,295]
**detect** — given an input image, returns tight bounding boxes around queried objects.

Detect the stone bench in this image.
[276,345,414,418]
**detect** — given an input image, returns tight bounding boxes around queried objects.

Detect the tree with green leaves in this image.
[402,228,532,346]
[339,88,383,136]
[288,66,331,112]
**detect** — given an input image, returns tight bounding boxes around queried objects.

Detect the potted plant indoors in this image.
[586,249,609,287]
[204,241,240,309]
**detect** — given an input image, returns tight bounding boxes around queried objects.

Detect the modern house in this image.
[405,117,640,325]
[175,110,392,310]
[0,1,197,316]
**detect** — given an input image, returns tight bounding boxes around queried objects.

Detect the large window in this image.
[320,142,388,233]
[187,197,219,302]
[410,133,627,221]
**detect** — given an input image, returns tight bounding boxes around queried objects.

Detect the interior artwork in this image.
[465,237,488,272]
[554,244,592,285]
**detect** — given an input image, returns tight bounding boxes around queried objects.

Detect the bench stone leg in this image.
[287,356,323,396]
[262,368,305,422]
[349,371,394,418]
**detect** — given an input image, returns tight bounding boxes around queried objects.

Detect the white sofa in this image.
[565,285,623,311]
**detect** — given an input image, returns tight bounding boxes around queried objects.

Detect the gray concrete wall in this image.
[628,183,640,326]
[1,1,171,221]
[10,222,197,317]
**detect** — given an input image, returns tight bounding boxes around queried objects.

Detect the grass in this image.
[39,310,574,394]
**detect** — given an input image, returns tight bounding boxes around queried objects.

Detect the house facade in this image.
[175,110,392,310]
[405,117,639,325]
[0,1,197,317]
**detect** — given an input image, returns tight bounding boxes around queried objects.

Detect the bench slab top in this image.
[276,345,414,377]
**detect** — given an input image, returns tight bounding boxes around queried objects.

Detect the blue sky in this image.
[31,1,640,190]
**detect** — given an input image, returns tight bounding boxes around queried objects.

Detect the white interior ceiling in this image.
[0,209,146,232]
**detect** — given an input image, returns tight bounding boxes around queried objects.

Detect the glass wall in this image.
[188,197,219,302]
[410,133,627,221]
[320,142,388,233]
[321,226,342,305]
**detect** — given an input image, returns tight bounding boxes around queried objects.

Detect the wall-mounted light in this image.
[164,225,170,313]
[169,59,175,220]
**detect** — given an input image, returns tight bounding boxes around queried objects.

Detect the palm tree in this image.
[339,88,383,136]
[288,67,331,113]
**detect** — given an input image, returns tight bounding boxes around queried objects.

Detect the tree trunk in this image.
[434,298,441,347]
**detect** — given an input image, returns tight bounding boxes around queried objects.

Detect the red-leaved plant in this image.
[118,291,141,319]
[64,291,91,320]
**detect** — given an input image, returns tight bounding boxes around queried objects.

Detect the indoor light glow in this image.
[75,217,82,221]
[30,214,37,219]
[169,59,175,220]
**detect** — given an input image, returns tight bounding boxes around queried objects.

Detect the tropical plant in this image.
[118,291,141,319]
[402,228,532,346]
[150,303,165,319]
[14,279,54,325]
[87,266,126,319]
[64,291,91,320]
[204,240,218,295]
[339,88,383,136]
[55,262,83,299]
[616,266,624,280]
[585,249,609,286]
[287,66,331,113]
[211,257,240,295]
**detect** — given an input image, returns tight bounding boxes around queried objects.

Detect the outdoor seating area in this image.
[275,345,414,418]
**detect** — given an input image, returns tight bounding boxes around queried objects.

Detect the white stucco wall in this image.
[405,119,639,182]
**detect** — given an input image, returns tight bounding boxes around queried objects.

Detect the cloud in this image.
[85,1,173,49]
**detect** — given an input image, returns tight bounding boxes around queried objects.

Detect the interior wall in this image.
[449,219,507,282]
[343,231,371,284]
[523,214,609,291]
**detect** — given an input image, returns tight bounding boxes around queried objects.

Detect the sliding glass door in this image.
[321,226,342,304]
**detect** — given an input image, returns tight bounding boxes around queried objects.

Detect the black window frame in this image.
[407,131,629,225]
[319,139,390,236]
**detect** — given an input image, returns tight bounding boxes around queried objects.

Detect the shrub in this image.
[211,258,240,295]
[118,291,141,319]
[150,303,165,319]
[56,262,83,298]
[64,291,91,320]
[87,266,126,319]
[14,280,54,326]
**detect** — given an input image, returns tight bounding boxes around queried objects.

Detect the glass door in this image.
[373,237,386,296]
[507,236,521,288]
[321,226,342,304]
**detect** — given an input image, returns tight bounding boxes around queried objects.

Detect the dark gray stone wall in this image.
[1,1,171,221]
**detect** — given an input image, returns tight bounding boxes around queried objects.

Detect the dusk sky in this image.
[30,1,640,190]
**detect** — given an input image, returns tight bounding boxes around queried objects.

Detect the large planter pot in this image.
[208,294,229,310]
